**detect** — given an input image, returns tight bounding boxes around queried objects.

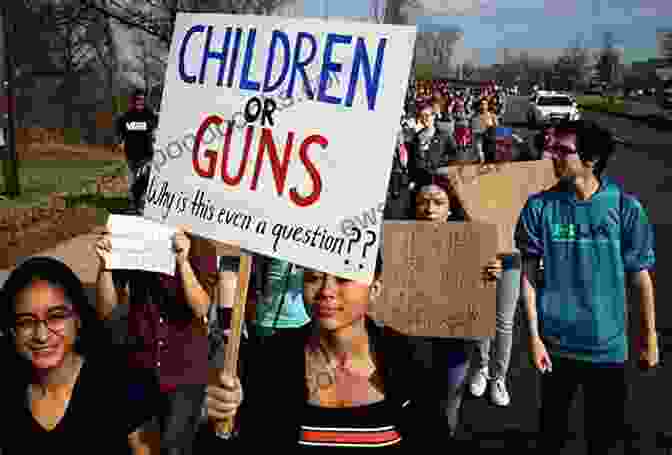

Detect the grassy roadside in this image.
[63,193,131,225]
[576,95,626,115]
[0,159,127,209]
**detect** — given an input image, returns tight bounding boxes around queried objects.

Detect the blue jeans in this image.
[474,253,521,379]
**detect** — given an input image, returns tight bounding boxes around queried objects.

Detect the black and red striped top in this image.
[297,400,403,449]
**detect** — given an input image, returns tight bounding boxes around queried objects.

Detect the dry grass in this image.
[18,143,123,161]
[1,144,127,209]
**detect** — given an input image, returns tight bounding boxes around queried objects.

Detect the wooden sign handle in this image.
[214,252,252,437]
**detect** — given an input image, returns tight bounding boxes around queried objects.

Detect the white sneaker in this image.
[469,367,489,397]
[489,376,511,407]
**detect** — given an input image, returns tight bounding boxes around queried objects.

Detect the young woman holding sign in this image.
[95,227,216,455]
[204,252,447,449]
[411,167,502,439]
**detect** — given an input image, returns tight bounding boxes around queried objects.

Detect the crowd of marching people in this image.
[401,79,507,164]
[387,79,529,219]
[0,81,659,454]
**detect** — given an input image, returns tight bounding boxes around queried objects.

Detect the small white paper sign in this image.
[107,215,178,275]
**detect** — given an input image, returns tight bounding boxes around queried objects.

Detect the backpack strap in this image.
[620,189,625,261]
[271,262,294,332]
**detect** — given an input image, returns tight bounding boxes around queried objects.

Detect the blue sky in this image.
[299,0,671,65]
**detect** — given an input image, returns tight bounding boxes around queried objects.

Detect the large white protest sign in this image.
[107,215,178,275]
[143,13,416,283]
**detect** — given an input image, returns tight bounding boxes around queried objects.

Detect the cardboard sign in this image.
[369,221,498,338]
[445,160,557,254]
[142,13,417,283]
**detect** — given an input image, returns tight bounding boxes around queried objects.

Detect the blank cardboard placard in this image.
[445,160,557,254]
[370,220,498,338]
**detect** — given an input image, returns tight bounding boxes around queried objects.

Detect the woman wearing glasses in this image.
[0,257,160,454]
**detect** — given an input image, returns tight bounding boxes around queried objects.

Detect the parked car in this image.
[529,90,552,104]
[527,92,581,127]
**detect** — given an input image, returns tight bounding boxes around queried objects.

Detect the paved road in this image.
[453,96,672,453]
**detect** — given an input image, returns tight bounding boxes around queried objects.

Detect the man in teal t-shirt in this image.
[515,119,658,454]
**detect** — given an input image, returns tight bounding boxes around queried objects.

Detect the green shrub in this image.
[576,95,625,114]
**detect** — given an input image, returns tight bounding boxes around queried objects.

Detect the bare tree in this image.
[383,0,421,25]
[127,21,168,98]
[522,54,554,90]
[461,60,475,80]
[89,0,298,119]
[15,1,104,134]
[659,30,672,63]
[555,33,591,91]
[494,49,526,88]
[82,0,122,143]
[96,0,296,46]
[369,0,386,23]
[597,31,621,87]
[414,29,462,77]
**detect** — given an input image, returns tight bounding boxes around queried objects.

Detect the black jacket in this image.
[203,318,442,449]
[385,140,413,220]
[408,129,455,185]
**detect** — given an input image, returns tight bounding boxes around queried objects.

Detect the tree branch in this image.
[83,0,171,43]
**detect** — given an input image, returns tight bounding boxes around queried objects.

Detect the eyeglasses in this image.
[13,308,75,337]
